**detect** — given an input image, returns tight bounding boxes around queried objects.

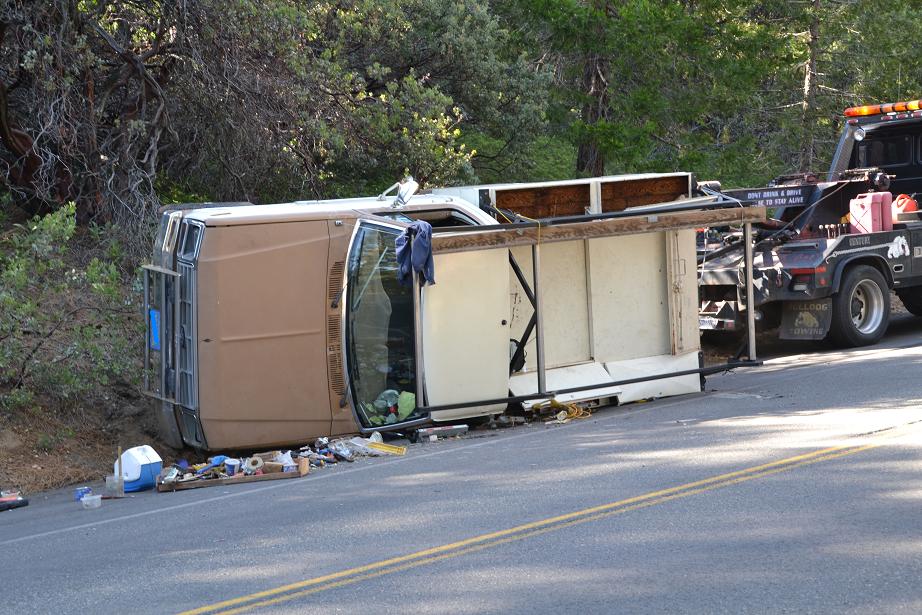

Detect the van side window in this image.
[179,222,203,261]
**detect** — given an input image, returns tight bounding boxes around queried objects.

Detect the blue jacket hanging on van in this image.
[396,220,435,287]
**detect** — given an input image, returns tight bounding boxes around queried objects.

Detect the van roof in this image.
[181,194,487,226]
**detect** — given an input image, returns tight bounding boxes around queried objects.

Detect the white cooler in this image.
[115,445,162,492]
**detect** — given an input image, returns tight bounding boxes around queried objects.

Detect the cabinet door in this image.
[422,248,511,420]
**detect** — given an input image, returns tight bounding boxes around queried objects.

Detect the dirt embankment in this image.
[0,389,177,493]
[0,209,178,495]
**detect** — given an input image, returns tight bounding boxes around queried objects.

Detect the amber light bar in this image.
[844,99,922,117]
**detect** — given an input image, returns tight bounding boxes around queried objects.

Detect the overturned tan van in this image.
[144,175,764,451]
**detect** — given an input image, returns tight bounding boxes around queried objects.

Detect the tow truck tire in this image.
[896,288,922,316]
[829,265,890,347]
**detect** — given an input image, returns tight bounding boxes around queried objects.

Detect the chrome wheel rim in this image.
[850,279,885,334]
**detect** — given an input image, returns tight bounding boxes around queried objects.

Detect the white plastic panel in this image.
[603,351,701,403]
[422,248,509,420]
[588,233,670,361]
[509,362,621,408]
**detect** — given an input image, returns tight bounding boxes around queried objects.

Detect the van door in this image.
[421,246,510,420]
[345,221,429,429]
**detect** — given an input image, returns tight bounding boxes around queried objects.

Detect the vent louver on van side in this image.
[327,313,342,339]
[328,260,345,305]
[327,339,345,396]
[326,261,346,396]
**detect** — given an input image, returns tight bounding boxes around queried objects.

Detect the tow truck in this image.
[698,98,922,346]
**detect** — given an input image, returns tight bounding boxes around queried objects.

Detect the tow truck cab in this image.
[699,98,922,346]
[830,100,922,193]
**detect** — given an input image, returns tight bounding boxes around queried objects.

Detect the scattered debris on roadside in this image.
[70,444,164,508]
[66,401,593,505]
[492,415,526,427]
[0,489,29,512]
[411,424,469,443]
[81,494,102,509]
[72,485,124,508]
[155,432,409,493]
[535,400,593,425]
[157,450,309,492]
[114,445,162,493]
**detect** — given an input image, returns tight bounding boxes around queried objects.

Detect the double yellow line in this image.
[182,428,909,615]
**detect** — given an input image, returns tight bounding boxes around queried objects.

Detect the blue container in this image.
[126,463,161,492]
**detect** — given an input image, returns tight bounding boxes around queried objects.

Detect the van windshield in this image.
[346,224,423,427]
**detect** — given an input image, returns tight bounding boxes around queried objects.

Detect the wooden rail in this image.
[431,206,766,254]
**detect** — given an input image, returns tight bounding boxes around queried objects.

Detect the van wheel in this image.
[896,287,922,316]
[829,265,889,347]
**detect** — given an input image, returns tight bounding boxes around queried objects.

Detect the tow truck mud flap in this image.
[780,299,832,340]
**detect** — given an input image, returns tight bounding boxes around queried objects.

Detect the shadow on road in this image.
[703,309,922,365]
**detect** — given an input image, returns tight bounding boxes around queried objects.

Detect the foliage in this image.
[493,0,922,186]
[465,132,575,183]
[0,0,545,234]
[2,0,919,215]
[0,203,140,412]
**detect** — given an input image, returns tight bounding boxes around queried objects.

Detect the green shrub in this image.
[0,203,141,411]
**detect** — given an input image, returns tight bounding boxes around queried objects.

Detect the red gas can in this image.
[849,192,893,234]
[893,194,918,220]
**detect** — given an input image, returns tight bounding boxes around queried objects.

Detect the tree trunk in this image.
[798,0,821,173]
[576,51,608,177]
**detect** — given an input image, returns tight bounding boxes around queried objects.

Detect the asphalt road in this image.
[4,318,922,614]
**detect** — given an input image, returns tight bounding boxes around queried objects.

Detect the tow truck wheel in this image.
[896,288,922,316]
[829,265,890,347]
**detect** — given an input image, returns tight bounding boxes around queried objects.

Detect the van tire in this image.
[828,265,889,347]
